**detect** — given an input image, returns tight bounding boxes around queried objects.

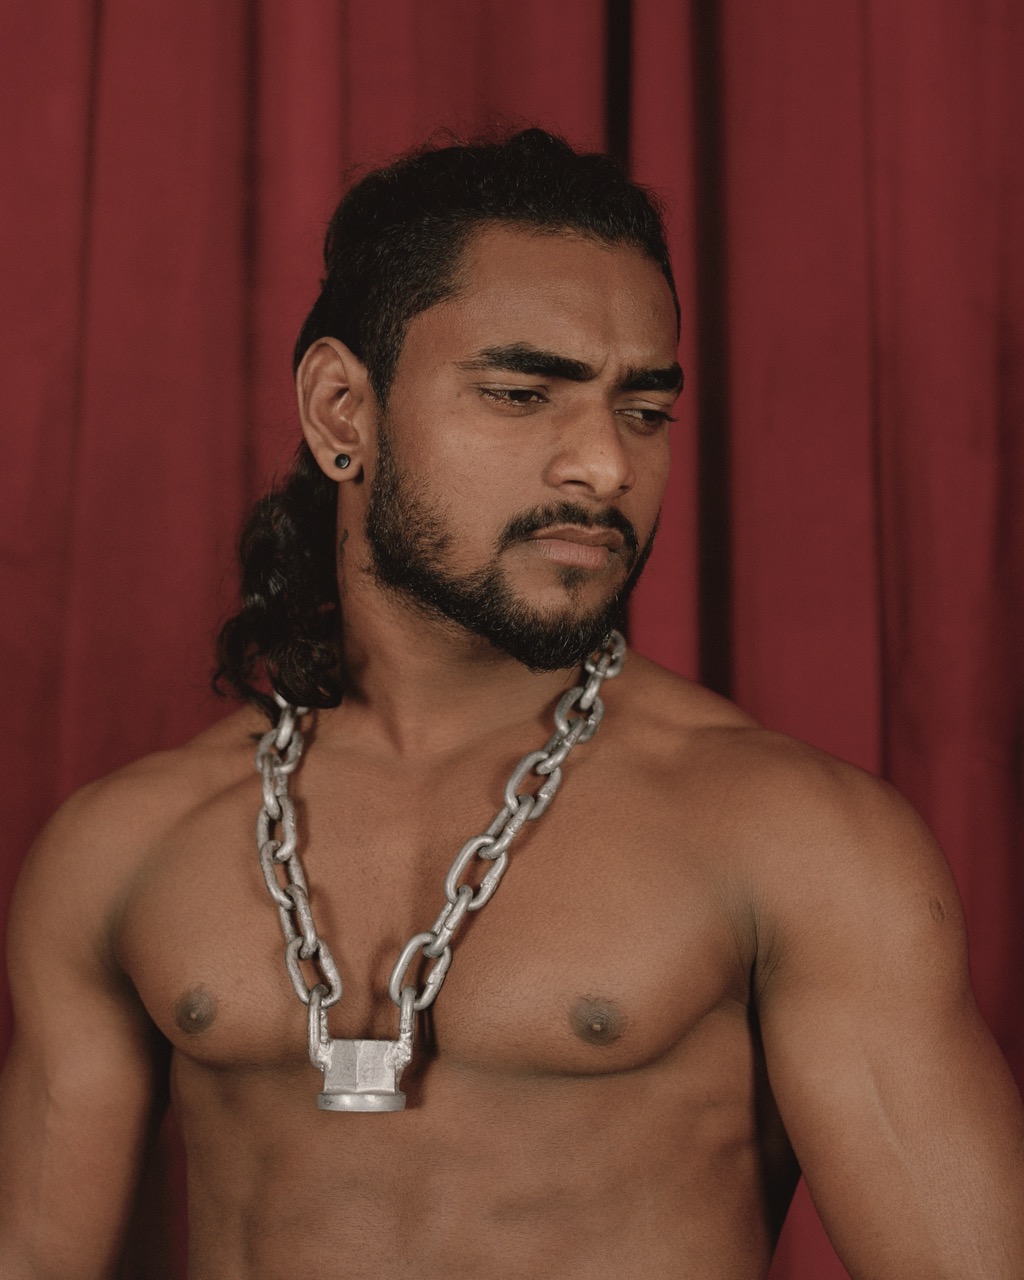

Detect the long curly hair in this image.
[212,129,678,719]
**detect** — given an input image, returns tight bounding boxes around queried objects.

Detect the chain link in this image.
[255,706,345,1011]
[255,630,626,1064]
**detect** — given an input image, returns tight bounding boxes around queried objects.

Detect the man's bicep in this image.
[0,796,167,1278]
[755,780,1024,1278]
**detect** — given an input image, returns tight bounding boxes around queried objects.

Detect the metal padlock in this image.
[311,986,415,1112]
[317,1036,412,1111]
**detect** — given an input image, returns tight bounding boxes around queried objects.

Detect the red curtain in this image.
[2,4,1021,1278]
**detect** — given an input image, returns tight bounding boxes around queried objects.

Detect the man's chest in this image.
[117,750,752,1087]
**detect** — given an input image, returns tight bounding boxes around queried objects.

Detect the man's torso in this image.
[111,657,799,1278]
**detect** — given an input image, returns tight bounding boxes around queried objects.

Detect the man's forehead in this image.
[410,224,679,372]
[456,221,663,291]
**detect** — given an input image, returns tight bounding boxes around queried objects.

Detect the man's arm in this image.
[752,751,1024,1279]
[0,781,168,1279]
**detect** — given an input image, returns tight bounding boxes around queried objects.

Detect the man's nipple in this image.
[570,996,625,1046]
[173,987,218,1035]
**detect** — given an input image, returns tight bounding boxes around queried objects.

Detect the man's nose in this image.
[543,409,635,502]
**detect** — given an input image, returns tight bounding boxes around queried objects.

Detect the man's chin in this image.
[469,603,621,673]
[505,557,631,611]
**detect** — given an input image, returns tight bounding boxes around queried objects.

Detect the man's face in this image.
[363,224,681,670]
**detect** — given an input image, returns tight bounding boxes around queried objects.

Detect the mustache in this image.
[497,501,640,565]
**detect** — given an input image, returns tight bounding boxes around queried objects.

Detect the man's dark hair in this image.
[213,128,678,718]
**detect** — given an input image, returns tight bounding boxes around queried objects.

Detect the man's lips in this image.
[527,524,624,570]
[529,524,625,550]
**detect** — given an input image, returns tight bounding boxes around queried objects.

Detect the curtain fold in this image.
[2,5,1020,1278]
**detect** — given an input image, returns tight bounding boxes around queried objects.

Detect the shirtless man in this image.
[1,129,1022,1279]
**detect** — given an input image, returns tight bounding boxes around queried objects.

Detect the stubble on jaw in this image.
[362,422,658,671]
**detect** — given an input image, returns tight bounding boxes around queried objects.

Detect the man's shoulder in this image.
[612,652,758,752]
[619,653,937,878]
[67,704,263,827]
[16,704,268,909]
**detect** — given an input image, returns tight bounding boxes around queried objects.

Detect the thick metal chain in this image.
[255,630,626,1065]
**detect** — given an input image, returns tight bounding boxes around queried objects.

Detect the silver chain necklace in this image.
[254,630,626,1112]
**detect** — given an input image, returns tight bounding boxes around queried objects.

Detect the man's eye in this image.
[479,387,547,407]
[619,407,676,431]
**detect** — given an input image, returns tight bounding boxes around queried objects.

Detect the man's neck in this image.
[321,583,584,760]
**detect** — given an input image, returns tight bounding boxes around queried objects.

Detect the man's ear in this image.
[296,338,375,480]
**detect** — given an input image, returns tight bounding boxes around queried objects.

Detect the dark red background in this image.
[2,4,1022,1277]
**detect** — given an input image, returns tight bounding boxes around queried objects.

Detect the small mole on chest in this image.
[570,996,626,1046]
[173,988,217,1035]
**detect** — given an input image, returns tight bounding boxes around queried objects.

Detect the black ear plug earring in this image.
[334,454,351,470]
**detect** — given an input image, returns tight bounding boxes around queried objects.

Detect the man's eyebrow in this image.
[457,343,684,395]
[456,344,595,382]
[620,363,684,395]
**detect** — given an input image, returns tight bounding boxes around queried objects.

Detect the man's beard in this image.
[364,424,658,671]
